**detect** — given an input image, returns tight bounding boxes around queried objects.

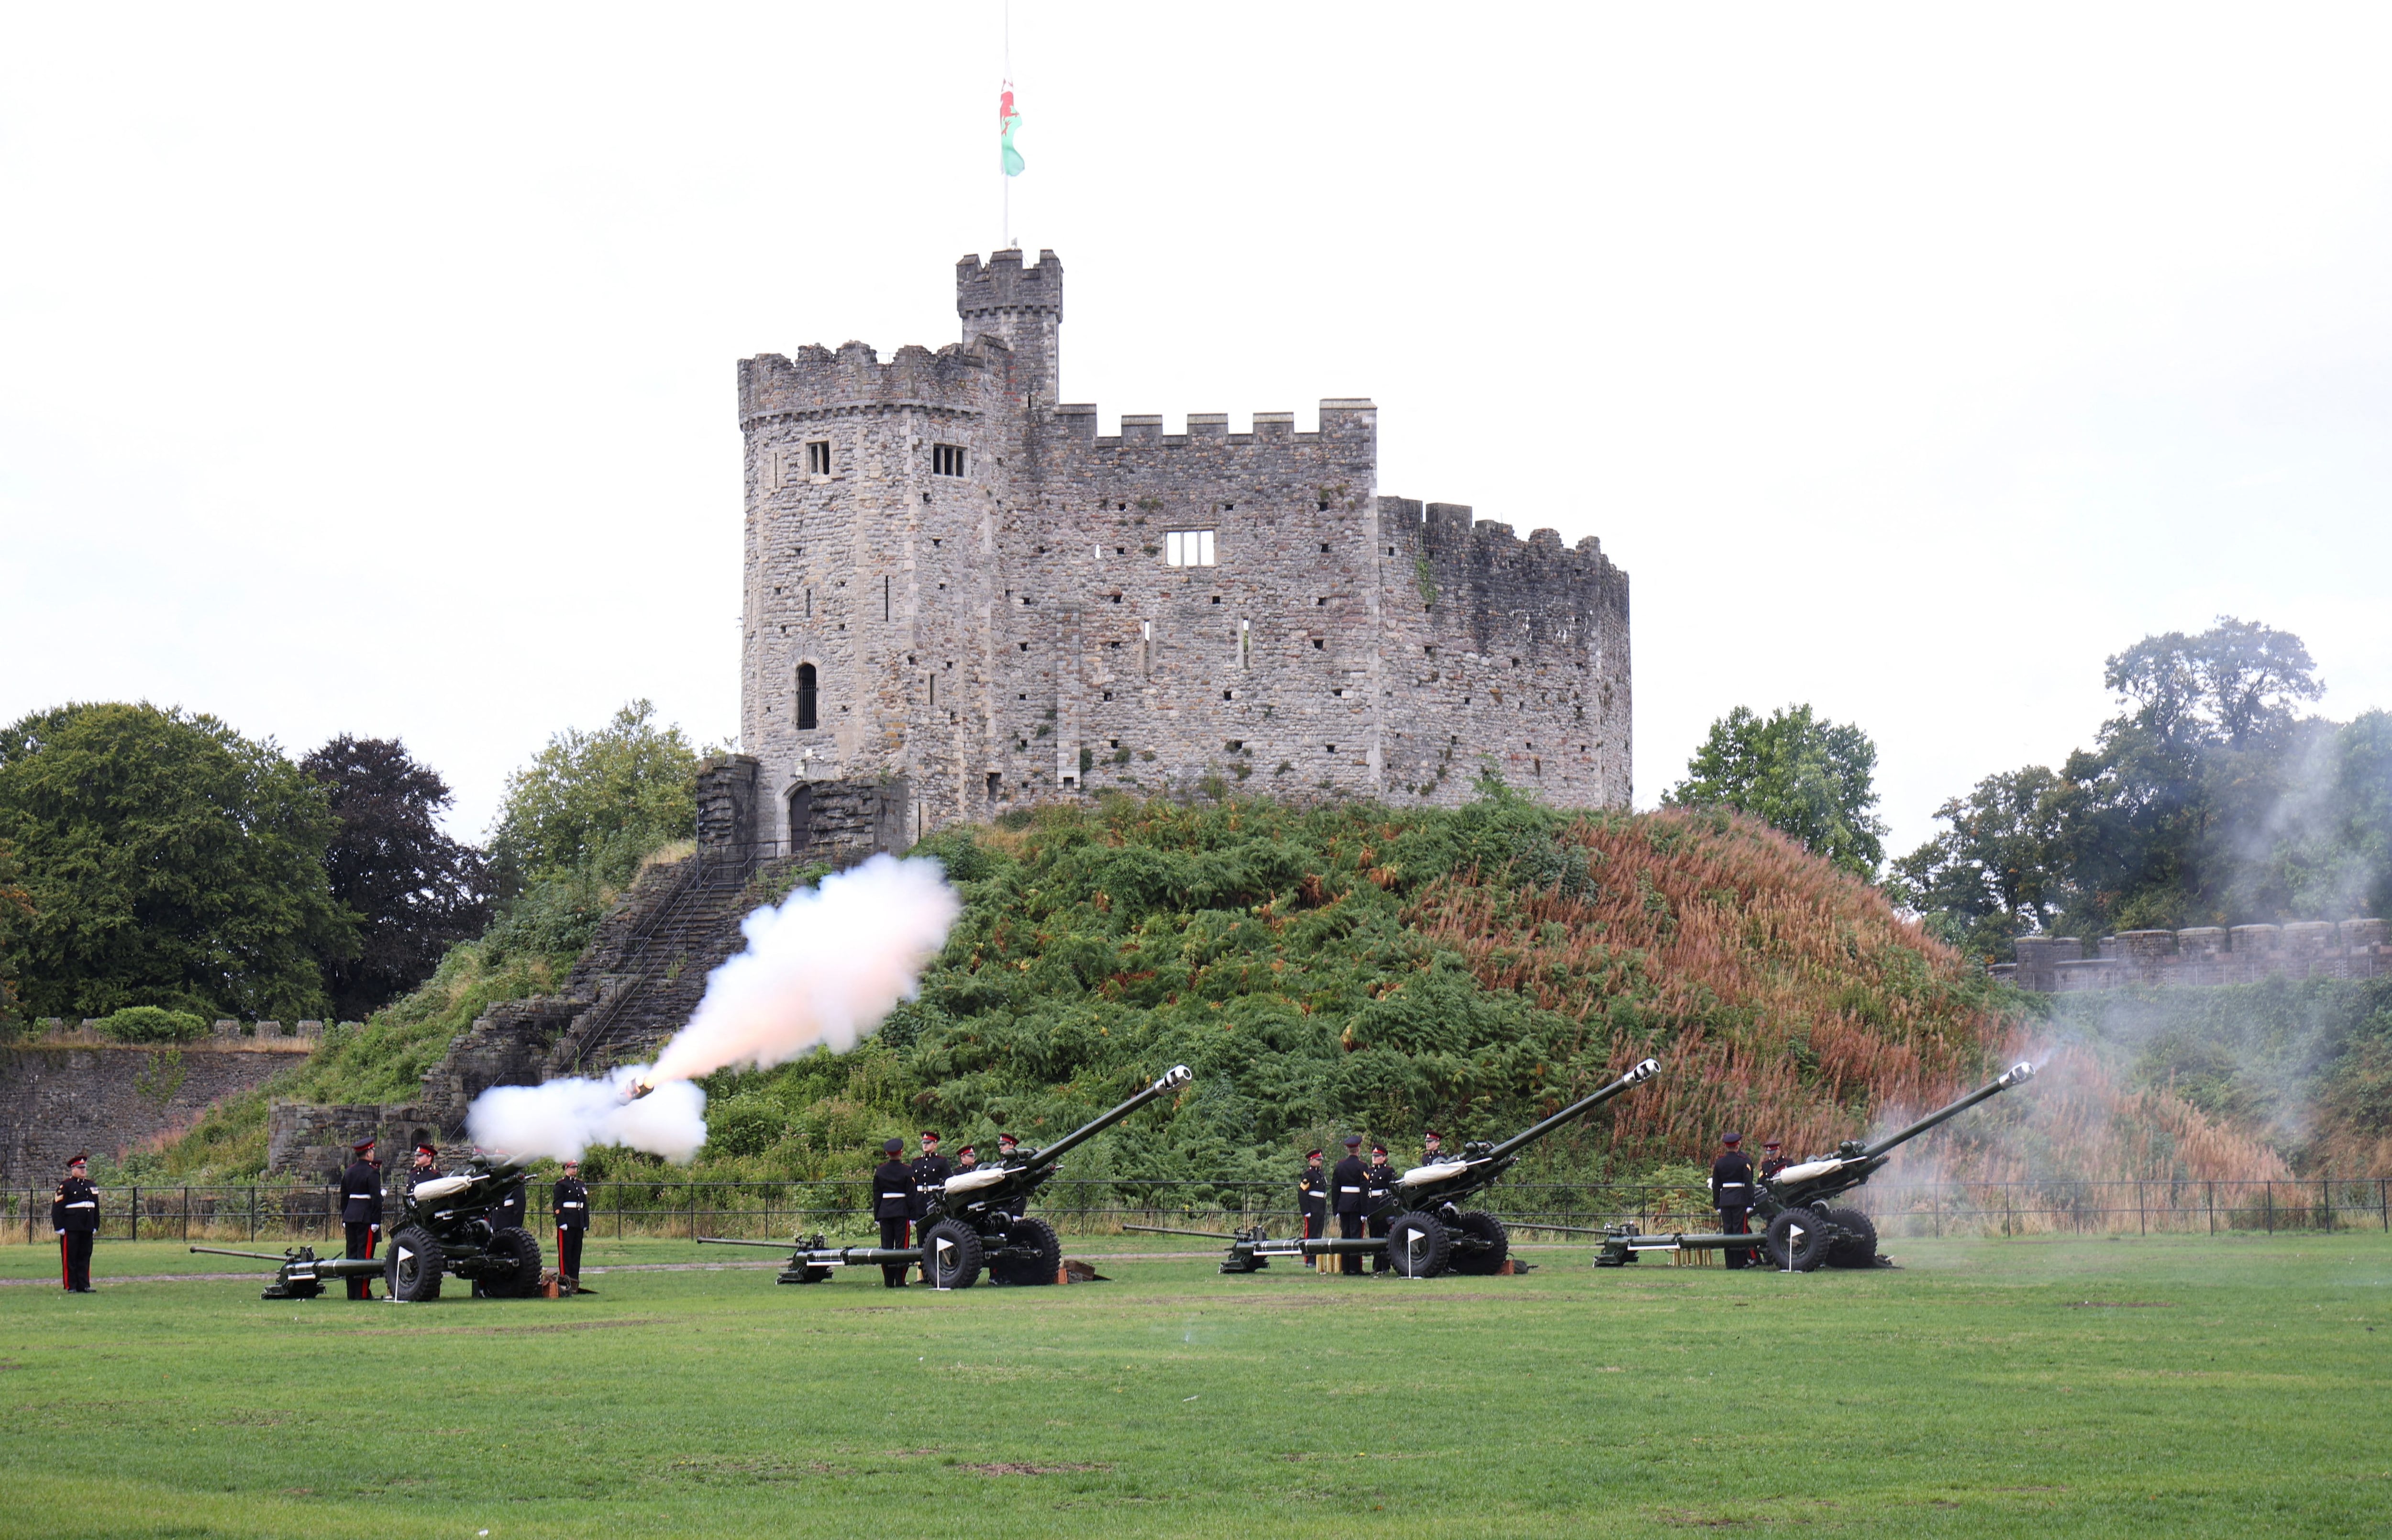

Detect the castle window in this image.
[1164,530,1216,567]
[806,441,831,475]
[796,664,819,730]
[931,443,968,476]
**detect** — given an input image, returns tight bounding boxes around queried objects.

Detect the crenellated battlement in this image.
[1046,401,1376,450]
[955,246,1063,321]
[737,334,1012,426]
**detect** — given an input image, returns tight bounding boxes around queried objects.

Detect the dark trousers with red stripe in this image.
[1720,1208,1751,1269]
[555,1225,584,1280]
[59,1231,93,1291]
[879,1218,910,1286]
[344,1222,379,1299]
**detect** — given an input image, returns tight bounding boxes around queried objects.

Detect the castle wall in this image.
[0,1032,316,1185]
[738,249,1632,844]
[2001,920,2389,991]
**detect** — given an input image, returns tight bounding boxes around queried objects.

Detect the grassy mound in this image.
[682,787,2026,1187]
[146,785,2311,1189]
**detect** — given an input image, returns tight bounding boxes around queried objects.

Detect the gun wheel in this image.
[1822,1208,1878,1268]
[480,1226,545,1297]
[920,1219,984,1289]
[1384,1212,1450,1278]
[1447,1210,1510,1275]
[988,1215,1061,1285]
[1761,1208,1830,1272]
[385,1225,443,1302]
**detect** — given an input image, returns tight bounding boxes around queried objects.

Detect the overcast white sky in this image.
[4,4,2388,858]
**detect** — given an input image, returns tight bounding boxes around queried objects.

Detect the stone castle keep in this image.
[735,248,1631,855]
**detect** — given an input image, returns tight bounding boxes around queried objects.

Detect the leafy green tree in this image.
[1899,619,2389,958]
[0,703,352,1019]
[1887,766,2067,961]
[302,735,494,1020]
[487,700,705,893]
[1664,704,1888,879]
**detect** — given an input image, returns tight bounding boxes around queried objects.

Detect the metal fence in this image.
[9,1176,2390,1246]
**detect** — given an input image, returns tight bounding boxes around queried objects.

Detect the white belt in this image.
[880,1193,907,1200]
[560,1202,584,1209]
[1339,1186,1360,1193]
[66,1200,96,1209]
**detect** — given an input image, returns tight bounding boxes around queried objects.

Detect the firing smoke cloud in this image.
[464,854,962,1163]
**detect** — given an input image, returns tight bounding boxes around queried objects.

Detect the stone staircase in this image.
[265,756,906,1172]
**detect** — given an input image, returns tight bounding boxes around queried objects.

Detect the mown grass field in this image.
[2,1233,2386,1538]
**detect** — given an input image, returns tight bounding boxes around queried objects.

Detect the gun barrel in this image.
[695,1236,814,1251]
[1120,1223,1238,1240]
[1483,1058,1661,1163]
[1860,1061,2037,1160]
[1016,1064,1194,1171]
[189,1246,292,1263]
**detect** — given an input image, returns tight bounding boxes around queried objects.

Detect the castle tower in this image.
[956,248,1062,402]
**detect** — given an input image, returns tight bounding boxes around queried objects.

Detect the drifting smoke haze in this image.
[465,855,962,1163]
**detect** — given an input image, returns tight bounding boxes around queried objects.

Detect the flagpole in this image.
[1002,0,1013,250]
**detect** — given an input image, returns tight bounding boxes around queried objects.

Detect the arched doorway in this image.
[785,783,814,858]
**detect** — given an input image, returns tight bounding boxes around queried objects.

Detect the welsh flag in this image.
[999,83,1025,176]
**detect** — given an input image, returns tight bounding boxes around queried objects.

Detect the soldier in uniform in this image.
[1711,1130,1756,1269]
[1331,1135,1370,1275]
[553,1158,590,1287]
[1759,1139,1789,1183]
[1365,1141,1396,1273]
[406,1141,443,1197]
[338,1138,382,1300]
[489,1149,527,1235]
[1297,1146,1327,1235]
[909,1131,952,1282]
[1423,1129,1446,1165]
[52,1153,99,1293]
[871,1138,914,1288]
[993,1132,1027,1218]
[953,1145,977,1174]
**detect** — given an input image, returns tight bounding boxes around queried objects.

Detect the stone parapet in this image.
[2004,919,2388,991]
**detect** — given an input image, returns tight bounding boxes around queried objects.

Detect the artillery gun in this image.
[1595,1061,2039,1271]
[698,1064,1193,1288]
[1196,1058,1662,1278]
[190,1244,386,1300]
[379,1155,546,1300]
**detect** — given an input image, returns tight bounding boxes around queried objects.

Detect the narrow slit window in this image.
[795,663,819,730]
[1163,530,1217,567]
[930,443,968,476]
[806,441,831,475]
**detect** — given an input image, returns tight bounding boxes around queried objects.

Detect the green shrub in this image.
[95,1006,207,1043]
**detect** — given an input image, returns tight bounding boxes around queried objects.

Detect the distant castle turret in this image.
[731,249,1631,857]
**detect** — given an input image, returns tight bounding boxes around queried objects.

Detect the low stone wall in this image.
[0,1040,316,1185]
[1998,919,2389,992]
[266,1102,445,1186]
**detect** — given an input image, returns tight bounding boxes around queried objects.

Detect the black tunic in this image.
[340,1160,383,1225]
[1711,1151,1756,1211]
[872,1160,917,1221]
[553,1176,590,1232]
[1330,1154,1371,1216]
[51,1176,99,1232]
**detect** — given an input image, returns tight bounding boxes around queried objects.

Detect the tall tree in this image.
[488,700,705,893]
[1898,618,2389,958]
[1886,766,2067,962]
[301,736,494,1019]
[0,703,352,1019]
[1663,704,1888,879]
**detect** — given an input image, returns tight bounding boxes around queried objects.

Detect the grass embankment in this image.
[146,788,2291,1191]
[2,1234,2386,1538]
[2043,979,2392,1177]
